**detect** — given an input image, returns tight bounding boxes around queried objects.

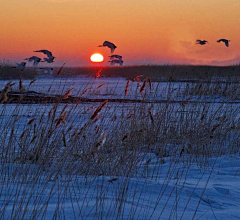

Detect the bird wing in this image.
[34,50,53,58]
[225,41,229,47]
[28,56,41,61]
[43,57,54,63]
[103,41,111,46]
[114,55,122,59]
[104,41,116,47]
[111,47,115,53]
[109,56,114,60]
[196,40,201,42]
[27,57,34,62]
[28,57,41,66]
[35,50,51,55]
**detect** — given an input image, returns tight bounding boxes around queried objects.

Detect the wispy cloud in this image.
[209,57,240,66]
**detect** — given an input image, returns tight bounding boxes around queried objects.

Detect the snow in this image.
[0,156,239,219]
[0,75,239,103]
[0,76,239,219]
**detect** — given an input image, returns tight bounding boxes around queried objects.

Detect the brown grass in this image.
[95,67,103,78]
[90,99,109,120]
[56,63,66,76]
[125,80,130,96]
[63,88,73,99]
[0,74,239,219]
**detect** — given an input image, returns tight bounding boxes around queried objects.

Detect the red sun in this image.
[90,53,104,63]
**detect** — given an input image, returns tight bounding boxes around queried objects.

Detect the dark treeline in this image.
[1,64,240,82]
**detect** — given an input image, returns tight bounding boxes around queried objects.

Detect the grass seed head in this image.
[96,68,103,78]
[56,63,66,76]
[140,81,146,93]
[133,75,144,82]
[63,89,73,99]
[125,80,130,96]
[29,79,36,86]
[81,88,91,96]
[90,100,108,120]
[97,83,106,89]
[27,118,35,125]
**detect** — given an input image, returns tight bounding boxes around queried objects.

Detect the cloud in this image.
[209,57,240,66]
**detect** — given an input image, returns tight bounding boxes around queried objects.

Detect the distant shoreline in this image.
[0,65,239,82]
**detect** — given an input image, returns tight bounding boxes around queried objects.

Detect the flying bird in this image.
[12,62,26,71]
[217,39,230,47]
[196,39,209,45]
[109,54,123,61]
[25,56,42,67]
[98,41,117,53]
[34,50,55,63]
[34,50,54,59]
[109,59,123,66]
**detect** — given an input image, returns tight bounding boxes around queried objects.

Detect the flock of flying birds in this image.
[13,38,230,72]
[98,41,123,66]
[13,49,55,73]
[13,41,123,72]
[196,38,230,47]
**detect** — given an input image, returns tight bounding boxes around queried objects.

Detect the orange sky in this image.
[1,0,240,66]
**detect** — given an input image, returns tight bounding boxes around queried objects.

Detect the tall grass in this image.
[0,73,239,219]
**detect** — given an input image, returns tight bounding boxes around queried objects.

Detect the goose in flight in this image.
[98,41,117,53]
[196,39,208,45]
[109,59,123,66]
[217,39,230,47]
[12,62,26,71]
[34,50,55,63]
[109,54,123,61]
[25,56,42,67]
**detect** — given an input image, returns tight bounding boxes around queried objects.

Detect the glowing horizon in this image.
[1,0,240,67]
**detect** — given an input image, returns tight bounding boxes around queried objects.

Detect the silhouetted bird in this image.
[217,39,230,47]
[109,54,122,61]
[12,62,26,71]
[34,50,55,63]
[25,56,42,67]
[196,40,208,45]
[109,59,123,66]
[98,41,117,53]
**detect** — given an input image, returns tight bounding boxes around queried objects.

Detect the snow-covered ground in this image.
[0,76,239,219]
[0,75,239,103]
[0,156,239,219]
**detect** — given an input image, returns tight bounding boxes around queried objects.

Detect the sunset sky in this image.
[1,0,240,66]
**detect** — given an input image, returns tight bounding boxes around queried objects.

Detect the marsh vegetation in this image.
[0,66,239,219]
